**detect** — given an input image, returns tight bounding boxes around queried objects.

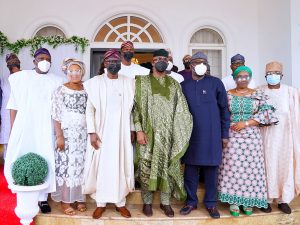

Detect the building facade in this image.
[0,0,299,87]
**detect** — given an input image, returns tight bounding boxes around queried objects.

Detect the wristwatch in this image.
[245,121,249,127]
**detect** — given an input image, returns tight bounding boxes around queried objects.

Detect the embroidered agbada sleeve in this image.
[251,90,278,126]
[133,76,143,132]
[169,81,193,200]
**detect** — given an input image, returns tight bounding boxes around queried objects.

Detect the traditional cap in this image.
[121,41,134,50]
[182,54,191,61]
[153,49,168,58]
[231,54,245,63]
[232,65,252,79]
[34,48,51,58]
[6,53,20,67]
[103,49,121,61]
[191,51,207,61]
[265,61,283,73]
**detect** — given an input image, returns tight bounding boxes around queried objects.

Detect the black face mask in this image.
[107,62,121,75]
[123,51,134,62]
[154,61,168,72]
[183,62,190,70]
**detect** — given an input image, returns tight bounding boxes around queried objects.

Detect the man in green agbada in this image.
[133,49,193,217]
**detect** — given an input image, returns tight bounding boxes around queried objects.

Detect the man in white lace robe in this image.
[260,61,300,214]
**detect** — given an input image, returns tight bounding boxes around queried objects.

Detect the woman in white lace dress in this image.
[51,59,87,215]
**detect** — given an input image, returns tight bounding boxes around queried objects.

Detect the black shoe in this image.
[260,203,272,213]
[180,205,197,215]
[38,201,51,213]
[142,204,153,217]
[278,203,292,214]
[160,204,174,217]
[206,207,220,219]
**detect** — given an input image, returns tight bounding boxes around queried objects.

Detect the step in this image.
[86,186,205,205]
[35,199,300,225]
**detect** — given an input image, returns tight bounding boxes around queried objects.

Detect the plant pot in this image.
[10,182,49,225]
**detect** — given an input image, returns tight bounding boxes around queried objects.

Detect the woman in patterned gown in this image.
[51,59,88,215]
[218,66,278,216]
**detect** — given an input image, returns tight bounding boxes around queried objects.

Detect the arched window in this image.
[34,26,66,37]
[189,28,226,78]
[94,15,163,43]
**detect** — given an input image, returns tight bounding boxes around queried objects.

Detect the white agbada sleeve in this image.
[6,74,20,110]
[86,98,96,133]
[169,71,184,83]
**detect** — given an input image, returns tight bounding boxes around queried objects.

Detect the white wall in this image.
[0,0,281,85]
[291,0,300,88]
[258,0,292,86]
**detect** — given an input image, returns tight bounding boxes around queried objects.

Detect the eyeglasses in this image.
[266,71,282,76]
[236,75,250,82]
[67,69,82,76]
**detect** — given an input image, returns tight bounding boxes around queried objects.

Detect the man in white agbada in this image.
[118,41,150,78]
[222,54,256,90]
[82,49,135,219]
[259,61,300,214]
[4,48,65,213]
[0,53,21,160]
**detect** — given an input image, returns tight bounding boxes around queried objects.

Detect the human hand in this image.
[222,139,229,149]
[90,133,101,150]
[56,135,65,151]
[231,121,246,132]
[137,131,148,145]
[131,131,136,143]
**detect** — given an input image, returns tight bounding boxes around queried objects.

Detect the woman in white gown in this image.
[51,59,88,215]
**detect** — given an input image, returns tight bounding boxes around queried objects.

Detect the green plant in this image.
[12,152,48,186]
[0,31,89,55]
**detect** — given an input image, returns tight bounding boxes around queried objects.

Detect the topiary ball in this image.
[12,152,48,186]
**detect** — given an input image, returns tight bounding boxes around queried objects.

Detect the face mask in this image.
[38,60,51,73]
[193,63,207,76]
[155,61,168,72]
[166,61,173,71]
[123,51,134,62]
[266,74,281,85]
[183,62,190,70]
[107,62,121,75]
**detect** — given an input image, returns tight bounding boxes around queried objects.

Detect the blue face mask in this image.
[266,74,281,85]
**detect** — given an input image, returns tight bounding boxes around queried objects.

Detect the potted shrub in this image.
[10,152,49,225]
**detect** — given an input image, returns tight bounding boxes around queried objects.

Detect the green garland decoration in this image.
[0,31,89,56]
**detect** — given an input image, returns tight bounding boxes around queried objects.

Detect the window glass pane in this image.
[190,28,223,44]
[192,49,222,78]
[35,26,65,38]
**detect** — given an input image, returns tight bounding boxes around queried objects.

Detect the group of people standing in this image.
[2,40,300,220]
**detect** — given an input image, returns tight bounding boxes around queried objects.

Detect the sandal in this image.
[61,203,76,215]
[230,204,240,217]
[242,206,253,216]
[76,202,87,212]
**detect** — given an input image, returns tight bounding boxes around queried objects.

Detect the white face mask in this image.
[37,60,51,73]
[166,61,173,71]
[266,74,281,85]
[194,63,207,76]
